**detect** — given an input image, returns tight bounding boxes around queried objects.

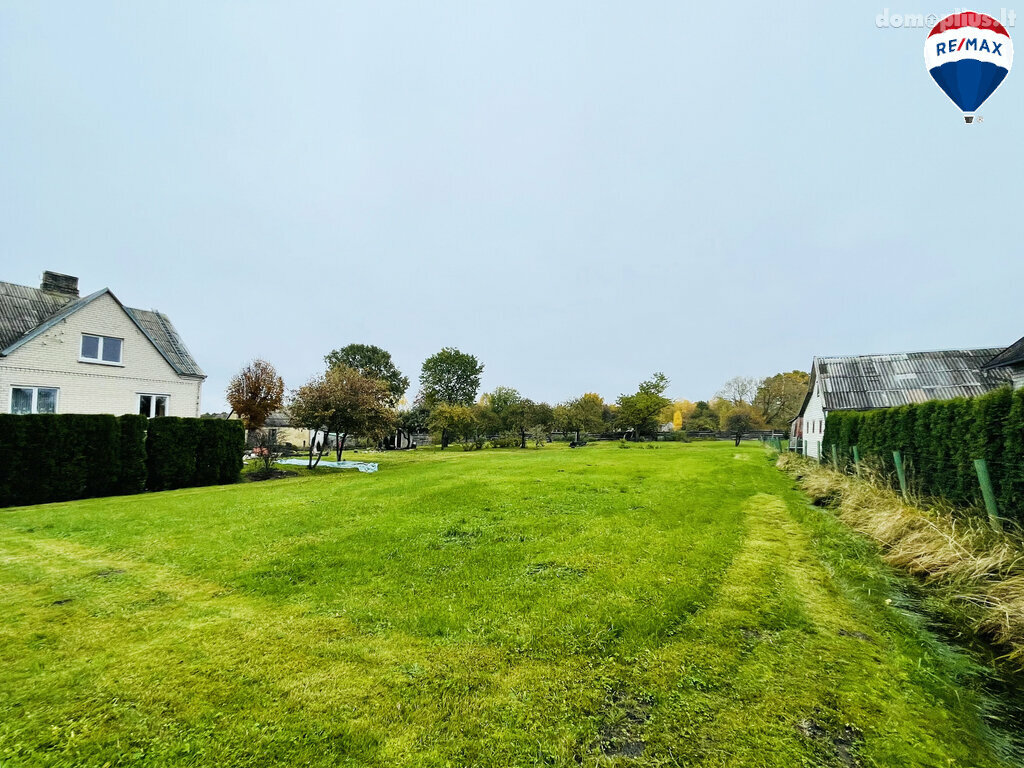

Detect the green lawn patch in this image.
[1,442,1020,766]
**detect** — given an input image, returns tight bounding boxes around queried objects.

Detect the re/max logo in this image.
[936,37,1004,55]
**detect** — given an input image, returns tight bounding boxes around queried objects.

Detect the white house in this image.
[0,272,205,417]
[792,347,1013,459]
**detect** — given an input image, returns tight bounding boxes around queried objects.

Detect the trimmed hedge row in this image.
[0,414,243,507]
[146,418,244,491]
[822,386,1024,520]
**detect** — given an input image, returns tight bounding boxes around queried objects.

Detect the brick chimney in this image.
[40,271,79,297]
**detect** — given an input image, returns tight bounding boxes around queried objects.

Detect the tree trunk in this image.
[310,433,324,468]
[575,429,581,443]
[734,433,741,447]
[520,428,527,449]
[441,427,449,450]
[337,432,347,461]
[309,435,325,468]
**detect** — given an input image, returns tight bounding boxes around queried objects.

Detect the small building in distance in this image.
[227,409,311,448]
[791,347,1013,459]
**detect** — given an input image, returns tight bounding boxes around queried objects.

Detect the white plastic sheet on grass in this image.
[276,459,378,473]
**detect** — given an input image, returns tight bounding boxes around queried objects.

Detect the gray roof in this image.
[123,307,204,378]
[983,336,1024,370]
[0,281,76,351]
[227,409,292,427]
[808,348,1012,412]
[263,410,293,427]
[0,280,204,379]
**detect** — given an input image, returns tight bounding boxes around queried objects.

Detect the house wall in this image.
[0,293,203,417]
[1013,366,1024,391]
[802,380,827,459]
[788,416,803,452]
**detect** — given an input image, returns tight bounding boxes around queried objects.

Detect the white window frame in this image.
[10,386,60,414]
[137,393,170,418]
[80,333,124,366]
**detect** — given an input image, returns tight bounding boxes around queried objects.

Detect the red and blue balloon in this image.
[924,12,1013,122]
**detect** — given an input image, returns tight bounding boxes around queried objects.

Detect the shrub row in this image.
[822,386,1024,520]
[146,418,244,491]
[0,414,244,507]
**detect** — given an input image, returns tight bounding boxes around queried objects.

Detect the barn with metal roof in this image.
[793,347,1014,459]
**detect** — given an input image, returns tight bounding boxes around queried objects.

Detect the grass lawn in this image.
[1,441,1021,767]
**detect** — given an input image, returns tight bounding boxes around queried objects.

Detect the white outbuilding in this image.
[791,347,1012,459]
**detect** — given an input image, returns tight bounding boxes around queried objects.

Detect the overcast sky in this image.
[2,2,1021,412]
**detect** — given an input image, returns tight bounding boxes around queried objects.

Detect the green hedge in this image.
[120,415,149,495]
[0,414,140,506]
[145,417,245,491]
[196,420,245,485]
[0,414,243,507]
[822,387,1024,521]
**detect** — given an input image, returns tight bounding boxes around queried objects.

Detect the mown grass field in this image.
[1,442,1021,767]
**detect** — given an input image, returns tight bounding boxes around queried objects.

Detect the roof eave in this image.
[0,288,107,356]
[0,287,203,379]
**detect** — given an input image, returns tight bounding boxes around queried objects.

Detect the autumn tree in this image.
[660,399,696,431]
[716,376,758,406]
[289,366,396,462]
[325,343,409,405]
[326,366,396,459]
[226,359,284,437]
[616,373,671,440]
[288,376,334,468]
[752,370,810,429]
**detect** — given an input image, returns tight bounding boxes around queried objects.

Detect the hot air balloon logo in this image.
[924,11,1013,122]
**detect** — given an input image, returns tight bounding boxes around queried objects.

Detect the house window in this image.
[81,334,123,364]
[11,386,59,414]
[138,394,169,418]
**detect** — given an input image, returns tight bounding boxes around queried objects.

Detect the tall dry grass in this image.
[777,451,1024,663]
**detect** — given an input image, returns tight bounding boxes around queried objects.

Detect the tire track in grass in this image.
[636,492,1013,768]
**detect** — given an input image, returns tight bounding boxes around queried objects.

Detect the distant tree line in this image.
[659,371,810,444]
[225,349,809,464]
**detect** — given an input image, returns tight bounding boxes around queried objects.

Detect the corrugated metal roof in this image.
[0,281,79,350]
[814,348,1012,411]
[124,307,205,378]
[983,335,1024,370]
[0,280,204,379]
